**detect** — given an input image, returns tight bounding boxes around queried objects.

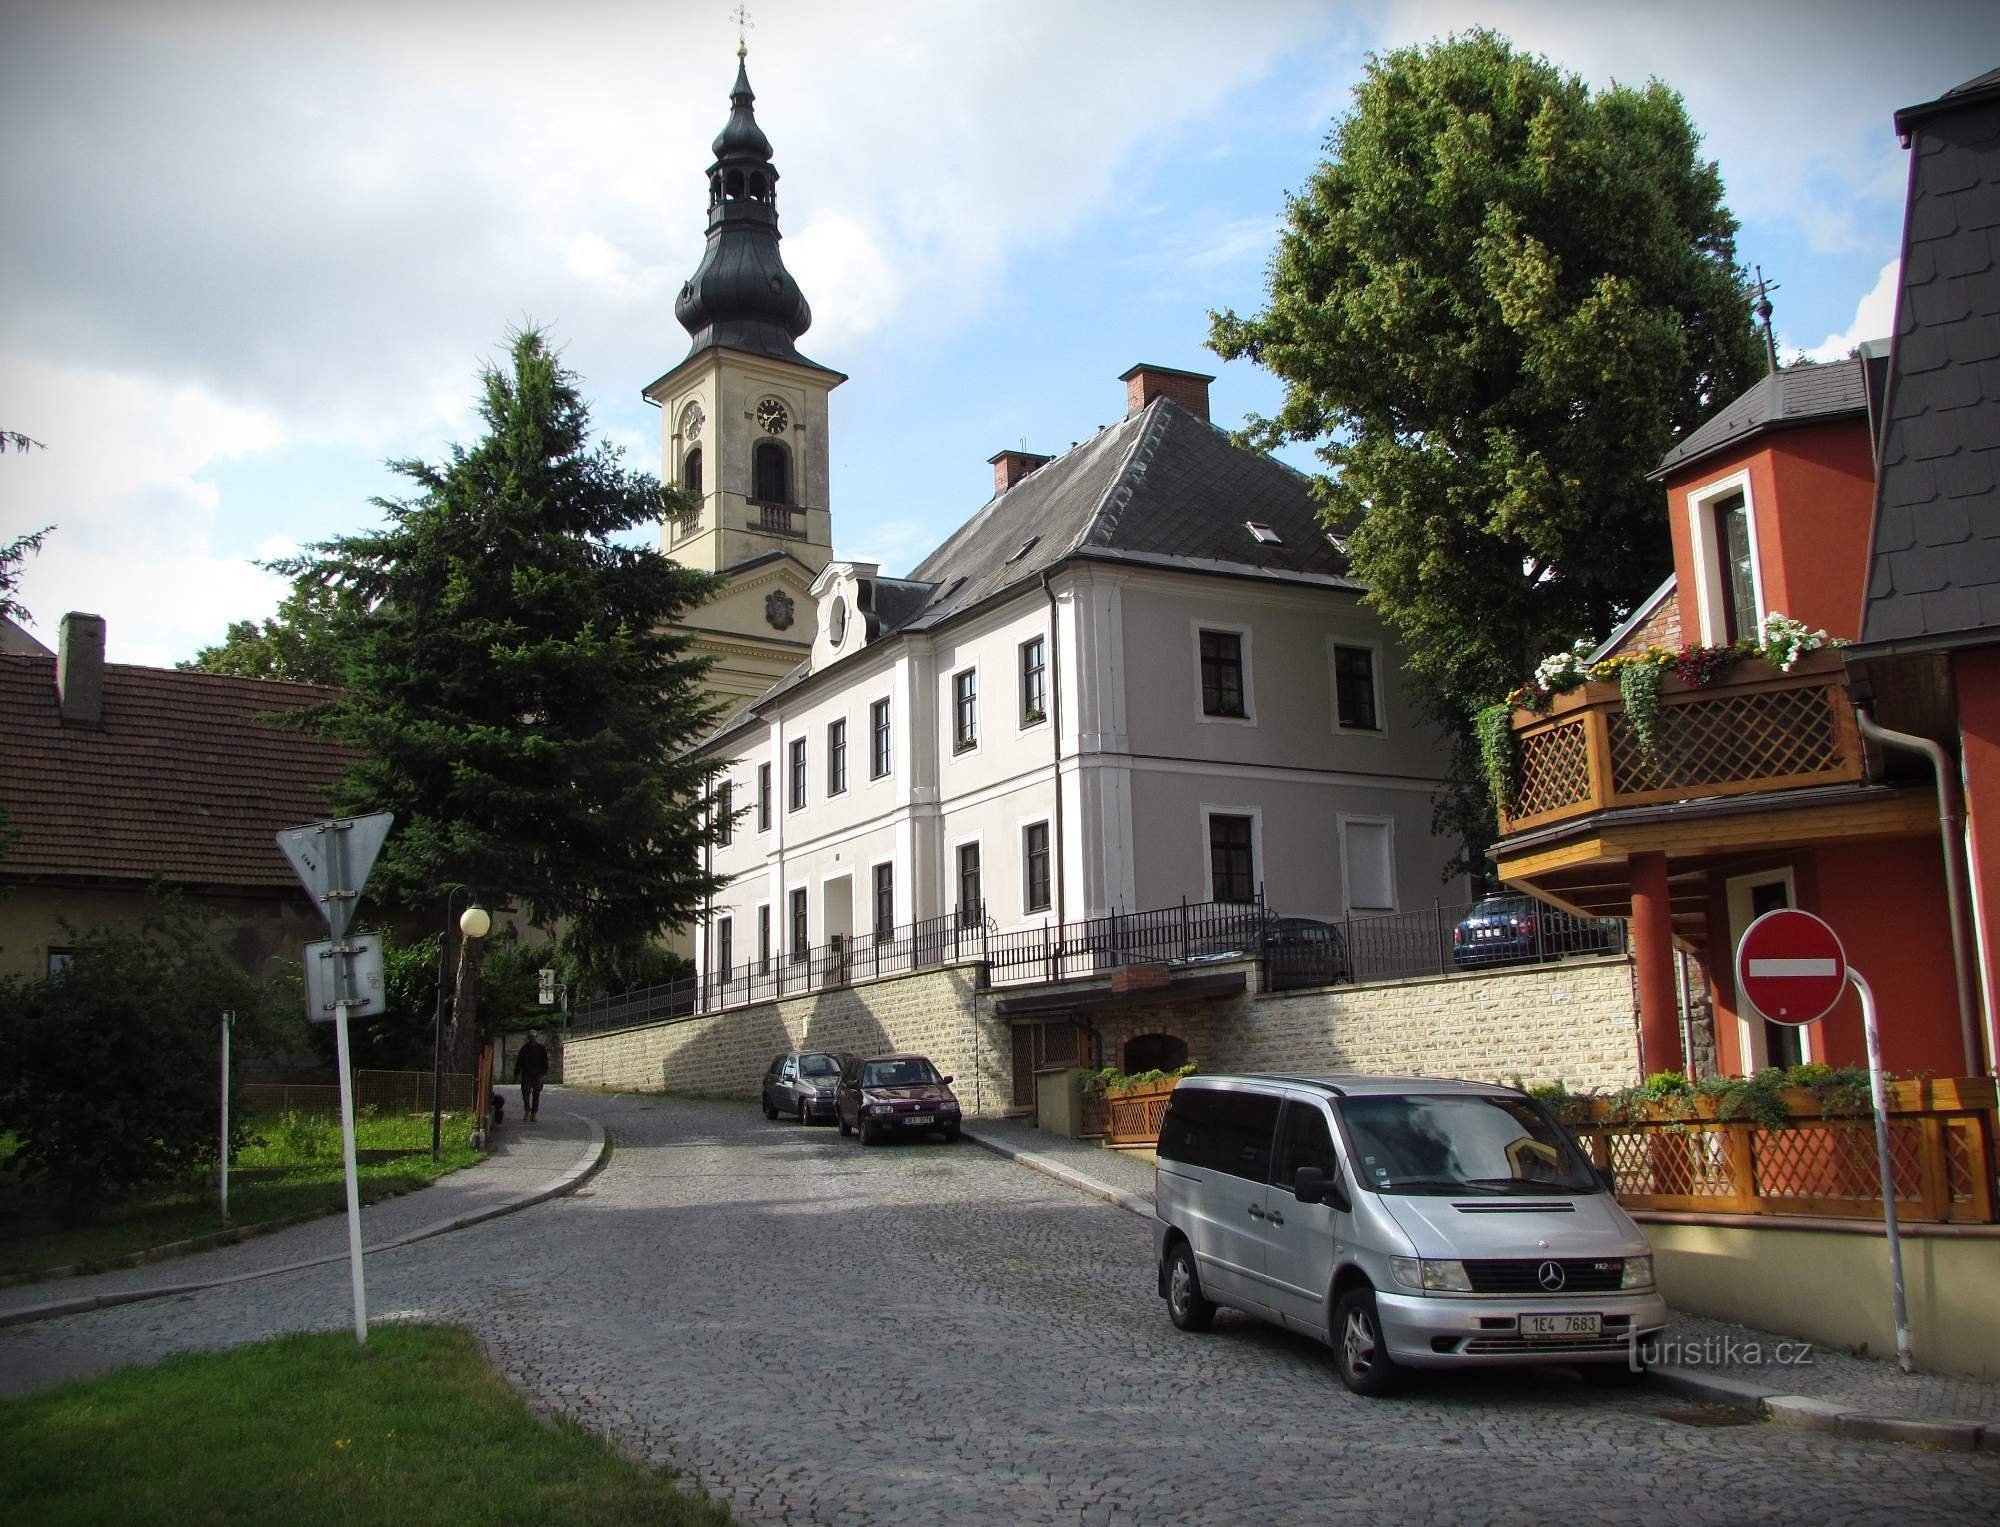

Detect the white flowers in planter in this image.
[1759,611,1837,672]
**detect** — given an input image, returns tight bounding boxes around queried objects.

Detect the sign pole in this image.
[219,1011,233,1222]
[327,820,368,1345]
[1851,968,1914,1374]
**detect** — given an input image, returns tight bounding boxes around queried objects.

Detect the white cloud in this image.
[1798,259,1901,362]
[0,354,291,665]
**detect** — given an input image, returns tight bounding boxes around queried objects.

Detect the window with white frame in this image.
[789,736,807,811]
[716,916,733,982]
[827,718,847,795]
[1199,629,1247,718]
[952,668,978,752]
[790,887,809,962]
[1689,473,1765,646]
[1208,814,1256,904]
[1332,643,1381,731]
[956,842,982,925]
[870,697,891,778]
[757,905,771,973]
[1023,821,1051,913]
[873,862,895,943]
[715,780,734,846]
[1340,817,1396,912]
[1019,636,1047,726]
[757,763,772,832]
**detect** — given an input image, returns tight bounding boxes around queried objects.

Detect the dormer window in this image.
[1714,493,1758,643]
[1007,537,1040,564]
[1246,522,1282,544]
[753,440,790,504]
[1688,473,1764,646]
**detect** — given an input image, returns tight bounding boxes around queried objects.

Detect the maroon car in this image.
[835,1053,963,1144]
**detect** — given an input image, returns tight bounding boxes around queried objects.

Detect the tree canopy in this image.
[289,328,727,989]
[1212,30,1762,718]
[180,578,357,686]
[1,524,53,627]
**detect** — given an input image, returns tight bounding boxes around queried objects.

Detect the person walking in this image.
[515,1030,550,1122]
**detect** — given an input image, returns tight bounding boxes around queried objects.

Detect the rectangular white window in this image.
[757,763,772,831]
[1199,630,1246,717]
[715,780,734,846]
[1023,822,1051,913]
[827,718,847,795]
[957,842,982,925]
[870,698,891,778]
[790,887,809,962]
[953,669,977,752]
[716,917,733,982]
[1208,814,1256,904]
[873,862,894,943]
[789,737,807,811]
[1020,636,1047,726]
[757,905,771,973]
[1341,818,1396,912]
[1332,644,1380,731]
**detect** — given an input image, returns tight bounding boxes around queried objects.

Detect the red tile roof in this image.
[0,654,356,890]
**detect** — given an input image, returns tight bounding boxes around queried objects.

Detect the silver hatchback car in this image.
[1151,1074,1668,1395]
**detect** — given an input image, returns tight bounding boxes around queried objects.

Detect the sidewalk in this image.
[964,1117,2000,1451]
[0,1094,605,1329]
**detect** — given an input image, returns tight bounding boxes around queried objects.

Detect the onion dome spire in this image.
[673,47,814,364]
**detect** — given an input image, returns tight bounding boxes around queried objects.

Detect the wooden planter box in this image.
[1105,1077,1181,1148]
[1568,1076,1998,1224]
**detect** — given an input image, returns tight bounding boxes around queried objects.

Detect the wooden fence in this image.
[241,1068,477,1115]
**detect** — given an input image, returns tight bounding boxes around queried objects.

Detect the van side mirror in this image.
[1293,1166,1349,1212]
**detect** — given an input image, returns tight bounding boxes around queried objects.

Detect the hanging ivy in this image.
[1618,659,1667,759]
[1476,703,1517,813]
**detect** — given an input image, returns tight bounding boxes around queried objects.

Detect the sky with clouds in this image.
[2,0,1994,665]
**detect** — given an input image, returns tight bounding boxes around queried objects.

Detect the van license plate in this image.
[1521,1313,1600,1338]
[906,1114,935,1125]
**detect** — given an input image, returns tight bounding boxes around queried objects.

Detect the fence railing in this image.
[1338,897,1628,985]
[240,1069,477,1115]
[986,895,1269,987]
[1572,1079,1997,1225]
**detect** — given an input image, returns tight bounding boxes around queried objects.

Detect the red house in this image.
[1490,67,2000,1089]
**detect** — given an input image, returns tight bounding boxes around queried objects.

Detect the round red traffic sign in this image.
[1735,909,1848,1026]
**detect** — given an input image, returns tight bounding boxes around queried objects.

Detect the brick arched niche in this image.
[1122,1032,1188,1073]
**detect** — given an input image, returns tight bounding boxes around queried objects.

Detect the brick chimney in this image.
[1119,363,1214,423]
[987,448,1053,496]
[57,611,106,728]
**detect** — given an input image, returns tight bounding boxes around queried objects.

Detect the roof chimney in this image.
[987,448,1053,496]
[1119,363,1214,423]
[57,612,106,728]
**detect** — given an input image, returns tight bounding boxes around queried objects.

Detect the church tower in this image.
[643,46,842,595]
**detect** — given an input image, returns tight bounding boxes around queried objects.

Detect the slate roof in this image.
[1650,359,1869,481]
[0,655,353,890]
[1857,71,2000,652]
[701,398,1359,748]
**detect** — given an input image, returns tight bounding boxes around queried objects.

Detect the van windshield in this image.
[1335,1094,1600,1196]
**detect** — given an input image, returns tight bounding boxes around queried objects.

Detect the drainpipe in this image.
[1040,569,1067,929]
[1855,707,1984,1075]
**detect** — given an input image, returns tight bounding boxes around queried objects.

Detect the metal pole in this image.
[325,821,368,1345]
[1850,968,1913,1373]
[431,887,462,1164]
[219,1011,232,1221]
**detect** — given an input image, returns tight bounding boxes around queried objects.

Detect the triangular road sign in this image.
[276,812,395,939]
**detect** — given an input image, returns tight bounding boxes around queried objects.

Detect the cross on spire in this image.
[731,3,753,57]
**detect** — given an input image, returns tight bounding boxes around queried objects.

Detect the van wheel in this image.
[1165,1241,1215,1333]
[1333,1288,1403,1396]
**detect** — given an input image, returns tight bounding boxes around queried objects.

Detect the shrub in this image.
[0,901,263,1224]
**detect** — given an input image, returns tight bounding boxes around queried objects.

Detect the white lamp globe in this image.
[459,904,493,940]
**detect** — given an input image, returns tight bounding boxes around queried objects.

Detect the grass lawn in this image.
[0,1109,484,1278]
[0,1323,733,1527]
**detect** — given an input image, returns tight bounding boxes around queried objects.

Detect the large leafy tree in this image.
[290,329,725,1062]
[1,524,53,626]
[1212,30,1762,724]
[180,578,358,686]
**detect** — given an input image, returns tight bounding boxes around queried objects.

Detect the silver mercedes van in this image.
[1151,1074,1668,1395]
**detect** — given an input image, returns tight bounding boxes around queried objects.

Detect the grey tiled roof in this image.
[1650,359,1868,480]
[700,399,1358,749]
[1859,77,2000,651]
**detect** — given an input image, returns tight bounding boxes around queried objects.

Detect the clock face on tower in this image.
[680,401,704,441]
[756,397,790,435]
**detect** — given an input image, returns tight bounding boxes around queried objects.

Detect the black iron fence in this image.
[986,894,1269,986]
[567,890,1626,1036]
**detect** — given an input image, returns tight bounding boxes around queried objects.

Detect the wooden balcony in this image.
[1498,648,1863,837]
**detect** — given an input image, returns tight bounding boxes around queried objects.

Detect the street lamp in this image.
[432,890,491,1161]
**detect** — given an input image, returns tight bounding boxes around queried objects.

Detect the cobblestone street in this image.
[5,1091,1997,1524]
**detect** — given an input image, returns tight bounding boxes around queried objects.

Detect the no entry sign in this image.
[1736,909,1848,1026]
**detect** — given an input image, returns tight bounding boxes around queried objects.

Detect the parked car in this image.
[1451,894,1618,970]
[761,1050,850,1123]
[835,1053,963,1144]
[1179,917,1353,988]
[1152,1074,1665,1396]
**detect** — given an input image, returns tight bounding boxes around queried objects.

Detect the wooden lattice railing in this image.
[1106,1079,1181,1148]
[1570,1078,1997,1224]
[1499,648,1862,835]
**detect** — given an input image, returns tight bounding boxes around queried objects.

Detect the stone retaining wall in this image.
[566,954,1642,1111]
[564,963,1015,1115]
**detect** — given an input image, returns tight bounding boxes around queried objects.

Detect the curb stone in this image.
[1653,1364,1991,1452]
[960,1134,1996,1457]
[960,1129,1153,1220]
[0,1110,608,1331]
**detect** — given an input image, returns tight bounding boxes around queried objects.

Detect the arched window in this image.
[683,447,703,496]
[753,440,791,504]
[708,173,721,206]
[1122,1033,1188,1074]
[749,173,769,201]
[725,168,745,200]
